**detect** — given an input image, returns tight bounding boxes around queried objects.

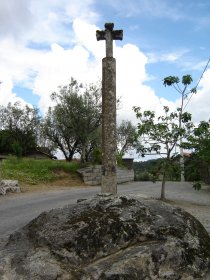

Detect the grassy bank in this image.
[0,157,81,185]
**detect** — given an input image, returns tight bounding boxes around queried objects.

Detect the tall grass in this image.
[0,157,81,185]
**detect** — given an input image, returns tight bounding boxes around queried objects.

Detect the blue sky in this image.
[0,0,210,124]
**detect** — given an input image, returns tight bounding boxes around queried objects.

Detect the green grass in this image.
[0,157,81,185]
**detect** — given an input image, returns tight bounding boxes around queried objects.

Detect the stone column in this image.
[101,57,117,193]
[96,23,123,193]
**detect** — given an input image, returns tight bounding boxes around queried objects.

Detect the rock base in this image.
[0,194,210,279]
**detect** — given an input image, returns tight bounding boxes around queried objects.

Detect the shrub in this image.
[135,171,152,181]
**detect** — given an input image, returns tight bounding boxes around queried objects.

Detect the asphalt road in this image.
[1,181,210,245]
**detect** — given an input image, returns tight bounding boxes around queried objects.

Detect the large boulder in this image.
[0,194,210,279]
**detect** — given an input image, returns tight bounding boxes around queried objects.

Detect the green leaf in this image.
[182,75,193,85]
[191,87,197,94]
[163,76,179,86]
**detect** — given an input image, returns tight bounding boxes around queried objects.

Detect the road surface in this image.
[1,181,210,247]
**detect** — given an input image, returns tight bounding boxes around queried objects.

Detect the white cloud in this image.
[185,69,210,123]
[115,44,160,122]
[0,38,41,106]
[147,49,190,64]
[73,19,104,59]
[0,0,33,39]
[0,75,26,106]
[0,0,209,129]
[26,0,99,46]
[66,0,98,22]
[33,41,100,113]
[0,1,100,111]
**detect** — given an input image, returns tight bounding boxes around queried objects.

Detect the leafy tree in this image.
[116,120,141,160]
[77,126,102,163]
[183,120,210,187]
[133,105,194,200]
[35,123,58,158]
[187,121,210,164]
[184,154,207,183]
[0,102,41,157]
[42,78,102,162]
[0,130,14,154]
[163,75,196,181]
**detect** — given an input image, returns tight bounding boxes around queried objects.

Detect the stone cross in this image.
[96,23,123,57]
[96,23,123,193]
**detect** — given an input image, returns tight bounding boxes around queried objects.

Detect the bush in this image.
[91,148,102,165]
[193,182,202,191]
[135,171,152,181]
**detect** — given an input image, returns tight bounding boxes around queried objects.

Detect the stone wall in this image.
[117,168,134,183]
[78,165,134,186]
[0,180,21,195]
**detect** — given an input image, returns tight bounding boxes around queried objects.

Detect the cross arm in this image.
[112,30,123,40]
[96,30,106,41]
[96,30,123,41]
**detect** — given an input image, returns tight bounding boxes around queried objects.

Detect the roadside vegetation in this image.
[0,157,81,185]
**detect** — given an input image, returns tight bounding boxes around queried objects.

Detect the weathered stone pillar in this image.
[96,23,123,193]
[101,57,117,193]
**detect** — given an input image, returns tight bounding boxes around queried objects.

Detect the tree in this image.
[76,126,102,163]
[133,105,194,200]
[163,75,196,181]
[42,78,102,162]
[183,120,210,186]
[0,102,41,157]
[117,120,141,158]
[188,121,210,164]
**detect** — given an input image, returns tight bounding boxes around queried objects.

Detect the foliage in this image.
[42,78,102,162]
[134,158,181,182]
[91,147,102,165]
[117,120,141,156]
[134,171,153,181]
[77,126,102,163]
[163,74,196,182]
[116,151,125,167]
[184,121,210,164]
[163,75,195,97]
[193,182,202,191]
[184,154,202,182]
[133,105,194,200]
[133,74,200,197]
[133,106,193,157]
[11,142,23,158]
[0,102,41,157]
[183,120,210,188]
[1,157,80,184]
[133,159,162,173]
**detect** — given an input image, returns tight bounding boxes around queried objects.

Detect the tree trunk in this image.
[80,143,86,164]
[180,146,185,182]
[179,95,185,182]
[161,171,166,200]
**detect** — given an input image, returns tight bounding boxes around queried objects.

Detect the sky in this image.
[0,0,210,128]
